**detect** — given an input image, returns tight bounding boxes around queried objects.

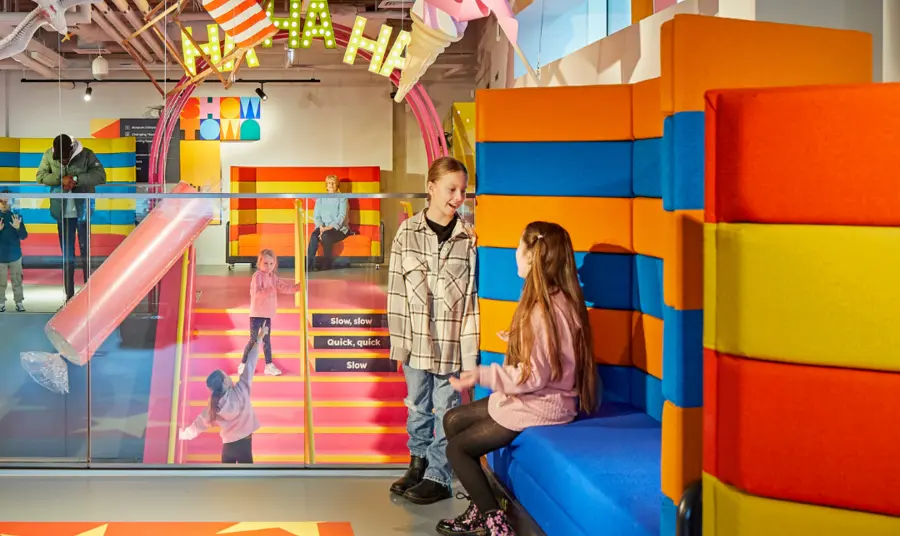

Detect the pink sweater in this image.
[478,293,581,432]
[186,340,261,443]
[249,270,298,319]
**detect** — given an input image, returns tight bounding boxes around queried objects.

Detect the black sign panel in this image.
[311,313,388,328]
[314,356,396,373]
[311,335,390,350]
[119,118,180,184]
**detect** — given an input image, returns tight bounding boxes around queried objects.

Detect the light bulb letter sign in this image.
[301,0,336,49]
[182,24,260,74]
[342,16,392,73]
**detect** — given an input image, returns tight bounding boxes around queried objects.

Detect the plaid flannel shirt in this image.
[387,210,479,374]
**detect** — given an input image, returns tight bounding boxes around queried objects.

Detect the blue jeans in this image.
[404,366,461,487]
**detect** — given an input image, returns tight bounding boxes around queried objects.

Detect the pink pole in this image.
[46,182,214,365]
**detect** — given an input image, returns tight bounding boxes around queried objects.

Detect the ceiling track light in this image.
[83,83,92,102]
[255,83,268,101]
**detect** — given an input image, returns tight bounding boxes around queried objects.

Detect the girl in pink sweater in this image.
[239,249,301,377]
[179,325,266,463]
[440,222,597,536]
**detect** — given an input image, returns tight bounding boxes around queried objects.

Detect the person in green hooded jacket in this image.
[35,134,106,302]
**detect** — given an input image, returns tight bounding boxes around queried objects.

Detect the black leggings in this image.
[444,398,520,513]
[242,317,272,364]
[222,435,253,464]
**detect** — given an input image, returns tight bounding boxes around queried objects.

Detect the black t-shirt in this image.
[426,214,458,246]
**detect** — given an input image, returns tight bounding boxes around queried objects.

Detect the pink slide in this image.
[46,182,213,365]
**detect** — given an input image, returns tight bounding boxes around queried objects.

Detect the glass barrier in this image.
[0,189,475,467]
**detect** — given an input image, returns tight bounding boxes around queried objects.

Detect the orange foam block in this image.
[631,311,662,379]
[660,14,872,115]
[475,195,632,253]
[661,401,703,502]
[632,197,668,260]
[705,84,900,226]
[475,85,633,142]
[704,349,900,517]
[632,78,665,139]
[664,209,703,310]
[479,298,631,367]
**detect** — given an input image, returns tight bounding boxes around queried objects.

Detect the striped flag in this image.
[202,0,277,50]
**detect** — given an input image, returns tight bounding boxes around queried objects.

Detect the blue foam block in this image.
[476,141,633,197]
[661,495,677,536]
[477,247,633,310]
[475,351,505,400]
[598,364,632,405]
[19,152,136,169]
[633,138,663,198]
[661,112,705,211]
[491,402,662,536]
[662,304,703,408]
[630,368,664,423]
[633,254,663,319]
[0,152,18,168]
[17,208,55,224]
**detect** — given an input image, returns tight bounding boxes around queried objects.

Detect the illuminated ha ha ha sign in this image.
[188,0,410,78]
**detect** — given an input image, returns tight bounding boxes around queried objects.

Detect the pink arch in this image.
[149,22,450,186]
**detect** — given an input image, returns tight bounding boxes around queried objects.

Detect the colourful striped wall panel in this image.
[228,166,381,259]
[705,84,900,226]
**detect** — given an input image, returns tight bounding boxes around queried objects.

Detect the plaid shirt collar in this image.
[410,209,473,242]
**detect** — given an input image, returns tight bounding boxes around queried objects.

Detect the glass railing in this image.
[0,187,475,467]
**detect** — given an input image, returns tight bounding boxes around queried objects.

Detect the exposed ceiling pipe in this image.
[109,0,165,60]
[12,52,56,78]
[93,0,155,63]
[130,0,179,60]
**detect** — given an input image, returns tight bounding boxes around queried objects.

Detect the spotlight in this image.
[83,84,92,102]
[255,83,268,101]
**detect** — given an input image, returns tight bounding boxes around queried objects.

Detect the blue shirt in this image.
[313,198,349,234]
[0,210,27,263]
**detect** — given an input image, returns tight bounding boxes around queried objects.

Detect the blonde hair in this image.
[258,248,278,267]
[506,222,597,414]
[426,156,468,202]
[325,175,340,191]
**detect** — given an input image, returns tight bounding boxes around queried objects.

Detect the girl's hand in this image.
[449,370,478,392]
[179,427,198,441]
[497,330,509,342]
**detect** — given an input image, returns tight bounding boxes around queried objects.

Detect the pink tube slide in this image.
[45,182,214,365]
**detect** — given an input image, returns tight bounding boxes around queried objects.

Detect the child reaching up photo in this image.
[438,222,598,536]
[239,249,301,377]
[179,325,267,464]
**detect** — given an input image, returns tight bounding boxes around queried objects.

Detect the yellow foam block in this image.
[370,240,381,257]
[28,223,133,235]
[703,473,900,536]
[479,298,632,366]
[475,195,632,252]
[704,223,900,371]
[0,137,20,152]
[664,209,704,310]
[255,181,380,194]
[661,401,702,502]
[17,166,135,183]
[633,197,669,259]
[661,15,872,114]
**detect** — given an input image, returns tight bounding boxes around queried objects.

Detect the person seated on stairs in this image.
[179,324,267,464]
[438,222,599,536]
[239,248,301,377]
[307,174,349,272]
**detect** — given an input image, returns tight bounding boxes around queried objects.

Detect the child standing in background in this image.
[239,249,301,377]
[0,193,27,312]
[180,325,267,463]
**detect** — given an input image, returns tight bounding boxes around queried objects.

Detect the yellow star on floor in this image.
[216,522,321,535]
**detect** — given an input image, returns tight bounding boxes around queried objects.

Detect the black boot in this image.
[404,478,452,505]
[390,455,427,496]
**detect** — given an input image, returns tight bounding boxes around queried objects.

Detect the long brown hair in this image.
[505,222,597,413]
[206,370,227,423]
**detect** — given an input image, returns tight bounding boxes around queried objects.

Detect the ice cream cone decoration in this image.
[394,10,463,103]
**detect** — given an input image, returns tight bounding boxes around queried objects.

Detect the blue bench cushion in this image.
[489,402,662,536]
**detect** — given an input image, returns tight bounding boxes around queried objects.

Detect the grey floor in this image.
[0,471,467,535]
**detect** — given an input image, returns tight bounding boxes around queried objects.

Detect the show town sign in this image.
[180,0,410,82]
